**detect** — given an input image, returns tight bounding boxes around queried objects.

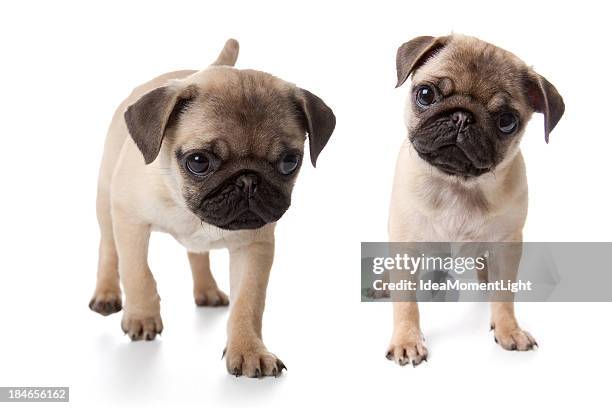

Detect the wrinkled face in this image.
[406,39,534,178]
[125,66,335,231]
[166,70,307,230]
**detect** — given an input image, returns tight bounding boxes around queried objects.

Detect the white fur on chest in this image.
[150,205,228,252]
[148,201,267,253]
[425,201,490,241]
[391,157,526,242]
[395,180,525,242]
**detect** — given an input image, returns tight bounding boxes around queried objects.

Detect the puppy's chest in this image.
[420,188,492,241]
[429,205,488,240]
[173,227,227,252]
[151,207,228,252]
[151,205,263,252]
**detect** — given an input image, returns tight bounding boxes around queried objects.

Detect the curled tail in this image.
[211,39,239,66]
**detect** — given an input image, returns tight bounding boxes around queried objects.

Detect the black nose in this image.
[235,173,258,198]
[451,110,474,129]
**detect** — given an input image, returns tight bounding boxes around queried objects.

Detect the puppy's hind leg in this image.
[89,184,122,316]
[188,252,229,307]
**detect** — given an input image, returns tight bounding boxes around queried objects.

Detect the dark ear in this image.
[295,88,336,167]
[396,36,449,87]
[124,84,192,164]
[525,72,565,143]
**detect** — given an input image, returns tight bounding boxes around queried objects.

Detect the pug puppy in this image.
[387,34,564,365]
[89,39,336,377]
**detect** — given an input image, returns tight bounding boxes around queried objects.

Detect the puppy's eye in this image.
[497,113,519,134]
[416,85,436,107]
[278,153,300,175]
[185,153,211,175]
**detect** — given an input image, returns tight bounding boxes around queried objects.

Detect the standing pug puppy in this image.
[387,34,564,365]
[89,39,336,377]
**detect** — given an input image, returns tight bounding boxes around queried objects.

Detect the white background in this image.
[0,0,610,407]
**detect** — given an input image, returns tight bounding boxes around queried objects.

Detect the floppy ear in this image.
[396,36,449,87]
[525,72,565,143]
[124,83,193,164]
[295,88,336,167]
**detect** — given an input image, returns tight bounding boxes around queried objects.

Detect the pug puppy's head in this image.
[396,34,565,178]
[124,40,335,230]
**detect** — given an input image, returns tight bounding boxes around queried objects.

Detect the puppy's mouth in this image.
[219,210,267,230]
[195,171,291,231]
[416,146,492,178]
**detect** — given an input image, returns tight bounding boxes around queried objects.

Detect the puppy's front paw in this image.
[89,290,122,316]
[121,312,163,341]
[195,288,229,307]
[224,341,286,378]
[386,331,428,366]
[492,323,537,351]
